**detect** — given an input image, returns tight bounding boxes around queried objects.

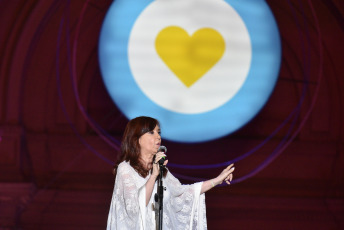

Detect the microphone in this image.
[157,146,167,165]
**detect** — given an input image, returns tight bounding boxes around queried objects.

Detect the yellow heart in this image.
[155,26,225,87]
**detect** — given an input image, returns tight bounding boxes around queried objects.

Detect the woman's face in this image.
[139,125,161,155]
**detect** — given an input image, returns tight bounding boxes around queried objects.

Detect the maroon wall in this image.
[0,0,343,229]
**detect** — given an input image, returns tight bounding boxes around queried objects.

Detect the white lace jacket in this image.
[106,161,207,230]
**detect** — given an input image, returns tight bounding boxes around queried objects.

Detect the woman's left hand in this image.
[215,163,235,185]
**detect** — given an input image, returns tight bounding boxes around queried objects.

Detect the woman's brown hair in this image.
[113,116,167,178]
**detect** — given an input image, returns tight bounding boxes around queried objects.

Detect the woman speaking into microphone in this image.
[106,116,235,230]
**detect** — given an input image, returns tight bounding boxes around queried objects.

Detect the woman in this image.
[106,116,235,230]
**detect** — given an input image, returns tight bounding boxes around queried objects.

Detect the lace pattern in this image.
[106,161,207,230]
[164,171,207,230]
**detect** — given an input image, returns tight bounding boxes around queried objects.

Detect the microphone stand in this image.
[154,164,165,230]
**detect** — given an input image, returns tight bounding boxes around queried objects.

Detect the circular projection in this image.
[99,0,281,142]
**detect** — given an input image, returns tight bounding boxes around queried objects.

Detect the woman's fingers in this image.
[224,173,233,182]
[222,164,234,174]
[154,153,166,163]
[227,164,235,172]
[225,165,235,175]
[223,163,234,171]
[220,164,234,185]
[222,164,234,175]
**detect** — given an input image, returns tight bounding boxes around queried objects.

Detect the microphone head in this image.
[158,145,167,153]
[157,146,167,166]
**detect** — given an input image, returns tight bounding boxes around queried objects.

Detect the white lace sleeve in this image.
[107,162,146,230]
[163,171,207,230]
[107,164,207,230]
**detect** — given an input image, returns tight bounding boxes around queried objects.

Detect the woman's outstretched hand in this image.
[200,163,235,194]
[215,163,235,185]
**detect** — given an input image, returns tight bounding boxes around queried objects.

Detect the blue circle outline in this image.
[99,0,281,143]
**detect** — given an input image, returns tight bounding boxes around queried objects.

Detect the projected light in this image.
[99,0,281,143]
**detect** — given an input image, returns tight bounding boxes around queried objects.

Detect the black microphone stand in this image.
[154,164,165,230]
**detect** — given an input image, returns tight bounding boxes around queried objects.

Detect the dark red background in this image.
[0,0,343,229]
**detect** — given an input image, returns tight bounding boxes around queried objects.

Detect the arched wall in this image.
[0,0,343,229]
